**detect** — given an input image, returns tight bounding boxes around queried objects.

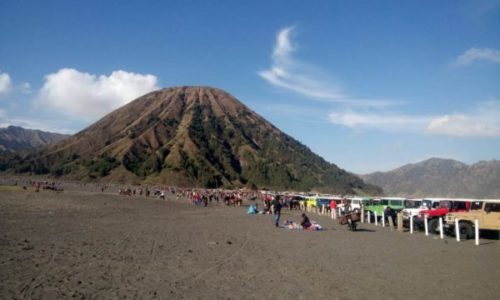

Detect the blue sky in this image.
[1,0,499,173]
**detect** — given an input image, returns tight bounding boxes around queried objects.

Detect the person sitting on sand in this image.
[247,204,259,214]
[300,213,311,229]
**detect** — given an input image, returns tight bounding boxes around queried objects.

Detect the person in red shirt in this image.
[330,200,337,220]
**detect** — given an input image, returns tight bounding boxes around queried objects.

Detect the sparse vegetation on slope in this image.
[4,87,381,194]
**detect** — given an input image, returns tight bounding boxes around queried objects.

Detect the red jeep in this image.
[414,199,472,234]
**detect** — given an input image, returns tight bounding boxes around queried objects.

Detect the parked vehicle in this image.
[415,199,473,234]
[305,197,317,209]
[286,195,305,210]
[316,197,333,211]
[444,199,500,239]
[323,197,346,212]
[364,197,407,216]
[402,198,439,226]
[349,197,371,212]
[305,195,329,211]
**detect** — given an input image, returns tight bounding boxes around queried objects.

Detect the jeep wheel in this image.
[459,222,474,240]
[428,218,439,234]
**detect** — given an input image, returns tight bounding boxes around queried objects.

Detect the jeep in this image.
[349,197,371,212]
[444,200,500,239]
[402,199,440,226]
[365,197,408,214]
[415,199,473,234]
[364,197,408,223]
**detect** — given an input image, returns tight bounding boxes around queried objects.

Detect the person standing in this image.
[330,199,337,220]
[271,196,282,227]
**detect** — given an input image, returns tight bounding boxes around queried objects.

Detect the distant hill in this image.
[362,158,500,198]
[4,86,381,194]
[0,126,69,151]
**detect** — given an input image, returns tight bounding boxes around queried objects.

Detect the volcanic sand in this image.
[1,187,499,300]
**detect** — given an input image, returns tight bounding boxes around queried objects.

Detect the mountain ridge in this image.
[362,157,500,198]
[0,126,69,152]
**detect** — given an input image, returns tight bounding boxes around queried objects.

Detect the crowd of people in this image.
[3,178,64,192]
[0,175,349,231]
[244,194,324,230]
[116,185,263,208]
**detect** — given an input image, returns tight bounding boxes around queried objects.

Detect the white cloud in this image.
[254,103,330,124]
[259,26,391,107]
[454,48,500,66]
[427,102,500,137]
[18,82,31,94]
[36,68,159,120]
[0,71,31,96]
[0,71,12,95]
[328,102,500,138]
[328,111,430,131]
[259,26,396,107]
[259,26,343,101]
[273,26,295,65]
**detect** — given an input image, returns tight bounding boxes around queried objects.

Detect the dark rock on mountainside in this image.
[0,126,69,151]
[362,158,500,198]
[4,86,381,194]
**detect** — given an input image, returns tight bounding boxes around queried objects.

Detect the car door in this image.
[483,203,500,230]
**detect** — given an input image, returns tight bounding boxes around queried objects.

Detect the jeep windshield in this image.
[439,200,470,211]
[367,200,380,206]
[404,200,421,208]
[421,200,435,209]
[438,201,452,209]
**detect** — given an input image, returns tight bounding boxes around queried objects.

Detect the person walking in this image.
[271,196,283,227]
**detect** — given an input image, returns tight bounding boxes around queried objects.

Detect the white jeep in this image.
[401,199,440,220]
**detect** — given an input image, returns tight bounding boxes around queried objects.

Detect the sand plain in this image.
[1,186,499,300]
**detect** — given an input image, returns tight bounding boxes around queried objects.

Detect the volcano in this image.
[15,87,381,194]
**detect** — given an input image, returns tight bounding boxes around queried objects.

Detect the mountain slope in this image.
[11,86,380,194]
[0,126,69,151]
[362,158,500,198]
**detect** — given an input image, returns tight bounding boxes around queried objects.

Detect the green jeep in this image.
[364,198,406,215]
[364,198,407,223]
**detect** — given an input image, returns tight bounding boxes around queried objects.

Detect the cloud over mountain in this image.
[36,68,159,120]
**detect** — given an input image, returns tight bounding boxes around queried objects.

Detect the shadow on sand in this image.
[352,228,376,233]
